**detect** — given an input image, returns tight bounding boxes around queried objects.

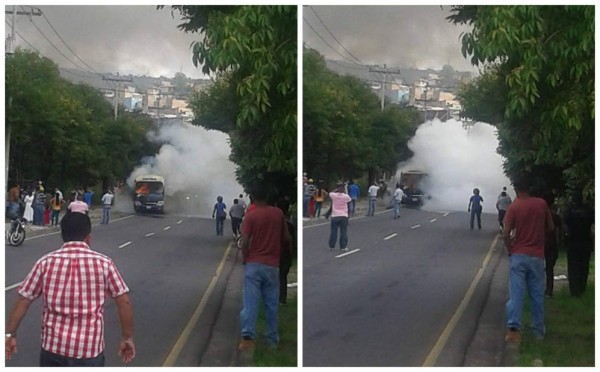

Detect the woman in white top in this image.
[23,192,34,222]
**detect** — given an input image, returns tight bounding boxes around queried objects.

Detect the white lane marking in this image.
[163,241,233,366]
[443,213,449,217]
[411,225,421,229]
[177,220,183,224]
[118,241,132,249]
[5,282,22,292]
[21,214,135,241]
[164,226,171,231]
[384,233,398,240]
[422,234,500,366]
[145,232,155,237]
[430,219,437,223]
[335,249,360,258]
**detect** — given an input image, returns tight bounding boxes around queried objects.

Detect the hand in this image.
[118,339,136,364]
[5,337,17,361]
[468,208,470,212]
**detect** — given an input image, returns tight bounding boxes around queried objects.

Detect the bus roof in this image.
[134,175,164,183]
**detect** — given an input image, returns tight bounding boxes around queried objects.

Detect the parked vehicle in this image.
[6,215,26,246]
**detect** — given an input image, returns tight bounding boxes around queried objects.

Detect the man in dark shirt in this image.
[238,187,290,350]
[563,191,594,297]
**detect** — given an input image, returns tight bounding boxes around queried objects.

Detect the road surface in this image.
[5,213,236,367]
[303,205,502,366]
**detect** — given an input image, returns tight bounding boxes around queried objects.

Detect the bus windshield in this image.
[135,181,164,196]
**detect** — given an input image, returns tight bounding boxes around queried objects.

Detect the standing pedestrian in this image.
[212,196,227,236]
[5,212,135,366]
[238,193,247,210]
[68,194,89,215]
[563,191,594,297]
[23,189,34,223]
[49,192,65,227]
[392,184,405,219]
[367,181,379,216]
[543,194,562,298]
[468,188,484,230]
[503,176,554,342]
[101,189,114,224]
[83,188,94,207]
[347,180,360,216]
[276,197,295,305]
[312,183,328,218]
[328,183,352,251]
[238,187,290,351]
[229,198,245,240]
[33,185,46,226]
[496,191,512,230]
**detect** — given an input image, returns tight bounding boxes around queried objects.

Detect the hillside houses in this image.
[59,67,211,124]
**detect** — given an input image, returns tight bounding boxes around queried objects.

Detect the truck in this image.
[133,175,165,213]
[398,170,429,207]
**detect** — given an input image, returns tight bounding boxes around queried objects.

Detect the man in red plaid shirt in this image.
[5,212,135,366]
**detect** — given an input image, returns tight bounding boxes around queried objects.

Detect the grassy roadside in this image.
[253,264,298,367]
[518,250,595,366]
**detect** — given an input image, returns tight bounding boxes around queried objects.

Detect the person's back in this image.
[242,205,285,267]
[230,202,245,219]
[348,183,359,199]
[497,195,512,211]
[504,196,551,257]
[330,191,351,217]
[564,202,593,242]
[84,190,93,206]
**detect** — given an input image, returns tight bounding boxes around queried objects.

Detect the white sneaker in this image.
[340,248,350,252]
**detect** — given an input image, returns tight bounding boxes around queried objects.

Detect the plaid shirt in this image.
[18,241,129,358]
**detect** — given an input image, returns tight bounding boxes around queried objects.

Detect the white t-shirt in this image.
[102,193,114,206]
[368,185,380,197]
[393,188,405,201]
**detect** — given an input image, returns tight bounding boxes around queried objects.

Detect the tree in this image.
[448,5,594,203]
[5,49,158,192]
[173,71,190,96]
[168,6,297,202]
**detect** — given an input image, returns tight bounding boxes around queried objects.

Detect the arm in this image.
[114,293,135,364]
[281,214,291,244]
[468,198,472,211]
[502,210,513,254]
[5,295,34,360]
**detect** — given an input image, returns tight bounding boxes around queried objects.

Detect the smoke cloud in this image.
[394,119,512,213]
[123,123,242,217]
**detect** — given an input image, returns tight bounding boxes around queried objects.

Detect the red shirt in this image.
[241,205,285,267]
[503,196,553,258]
[18,241,129,358]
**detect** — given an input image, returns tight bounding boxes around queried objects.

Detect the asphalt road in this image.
[5,213,235,367]
[303,205,501,367]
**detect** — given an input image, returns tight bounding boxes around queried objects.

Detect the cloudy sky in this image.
[5,5,207,78]
[303,5,476,72]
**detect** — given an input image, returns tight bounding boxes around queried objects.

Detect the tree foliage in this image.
[169,6,297,202]
[449,5,594,203]
[303,47,420,186]
[5,49,158,191]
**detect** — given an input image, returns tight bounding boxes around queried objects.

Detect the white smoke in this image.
[124,122,242,217]
[394,118,512,213]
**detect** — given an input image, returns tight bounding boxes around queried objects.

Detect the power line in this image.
[308,6,364,65]
[303,17,364,67]
[39,8,102,75]
[5,20,41,54]
[26,10,88,71]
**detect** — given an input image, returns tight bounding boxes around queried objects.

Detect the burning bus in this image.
[133,175,165,213]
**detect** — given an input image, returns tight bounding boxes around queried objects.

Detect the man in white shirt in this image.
[393,184,405,219]
[367,182,380,216]
[101,190,114,224]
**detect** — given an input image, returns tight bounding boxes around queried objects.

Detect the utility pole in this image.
[369,64,402,111]
[5,6,42,187]
[102,73,133,119]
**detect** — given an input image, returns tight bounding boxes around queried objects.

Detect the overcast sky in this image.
[303,5,476,72]
[5,5,207,78]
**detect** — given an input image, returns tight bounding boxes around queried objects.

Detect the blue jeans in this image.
[367,196,376,216]
[101,205,110,224]
[506,254,545,337]
[329,216,349,249]
[393,199,401,219]
[349,198,356,215]
[50,210,60,226]
[314,201,323,217]
[33,204,44,225]
[470,206,482,229]
[216,217,225,235]
[240,263,279,346]
[303,196,310,217]
[40,348,105,367]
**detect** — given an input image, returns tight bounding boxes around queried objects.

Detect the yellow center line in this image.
[162,241,233,366]
[422,234,499,367]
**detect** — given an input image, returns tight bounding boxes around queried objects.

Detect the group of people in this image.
[490,177,594,344]
[5,180,116,228]
[212,190,297,351]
